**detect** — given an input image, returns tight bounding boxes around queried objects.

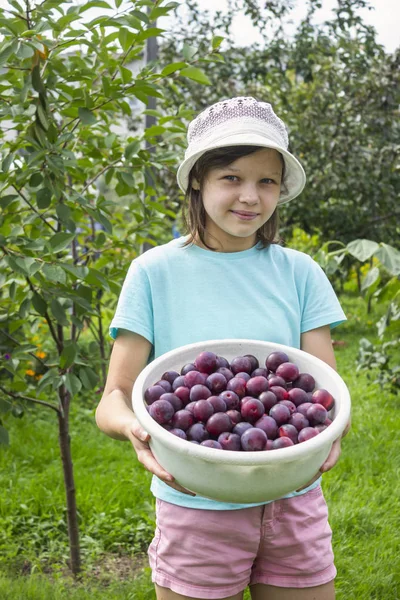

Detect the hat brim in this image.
[176,135,306,204]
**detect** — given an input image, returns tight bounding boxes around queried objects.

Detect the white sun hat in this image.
[176,96,306,204]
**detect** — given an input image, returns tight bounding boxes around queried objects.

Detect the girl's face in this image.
[196,148,283,252]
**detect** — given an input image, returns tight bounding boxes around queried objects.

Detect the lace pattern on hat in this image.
[188,97,289,149]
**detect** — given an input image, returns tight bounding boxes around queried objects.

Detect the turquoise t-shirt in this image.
[110,236,346,510]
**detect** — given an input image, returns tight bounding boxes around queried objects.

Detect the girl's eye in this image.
[224,175,238,181]
[261,178,275,184]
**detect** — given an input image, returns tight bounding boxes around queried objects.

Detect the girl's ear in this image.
[192,178,200,190]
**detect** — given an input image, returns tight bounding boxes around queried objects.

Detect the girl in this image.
[96,97,350,600]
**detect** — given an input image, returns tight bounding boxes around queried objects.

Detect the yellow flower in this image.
[36,351,46,359]
[25,369,35,376]
[35,374,43,380]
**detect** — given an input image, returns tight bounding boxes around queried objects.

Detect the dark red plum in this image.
[172,376,186,391]
[160,393,183,412]
[193,399,214,422]
[266,439,274,450]
[184,371,207,389]
[185,401,197,414]
[306,392,314,402]
[272,437,294,449]
[324,417,333,426]
[201,440,222,449]
[161,370,180,384]
[206,412,233,436]
[235,371,251,382]
[254,415,278,439]
[252,367,269,378]
[230,356,253,375]
[172,409,194,431]
[293,372,315,392]
[278,424,298,444]
[244,354,259,371]
[156,379,172,393]
[189,384,211,402]
[206,372,227,394]
[174,386,190,406]
[216,367,234,382]
[241,428,268,451]
[279,400,296,415]
[187,423,210,442]
[226,409,242,425]
[233,422,253,436]
[241,398,265,423]
[315,424,328,433]
[207,395,227,413]
[258,391,278,412]
[296,402,313,417]
[266,351,289,372]
[144,385,165,405]
[218,432,241,451]
[306,403,328,425]
[148,399,174,424]
[288,412,309,431]
[227,377,247,398]
[216,355,230,369]
[276,362,300,382]
[181,362,197,375]
[246,376,269,397]
[219,390,240,410]
[311,389,335,411]
[269,385,289,401]
[287,387,309,406]
[161,423,172,430]
[298,427,319,443]
[194,351,217,374]
[169,428,187,440]
[269,403,291,426]
[267,374,287,388]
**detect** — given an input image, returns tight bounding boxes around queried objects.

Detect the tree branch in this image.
[0,385,62,415]
[12,186,58,233]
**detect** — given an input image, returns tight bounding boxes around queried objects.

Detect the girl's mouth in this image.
[230,211,259,220]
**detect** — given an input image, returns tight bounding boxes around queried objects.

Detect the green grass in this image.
[0,290,399,598]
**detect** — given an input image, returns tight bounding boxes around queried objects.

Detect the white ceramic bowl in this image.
[132,339,351,503]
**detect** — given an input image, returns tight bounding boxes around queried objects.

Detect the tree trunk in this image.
[57,386,81,576]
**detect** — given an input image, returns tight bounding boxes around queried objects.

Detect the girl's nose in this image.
[238,184,259,204]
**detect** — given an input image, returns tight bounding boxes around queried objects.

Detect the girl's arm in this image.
[95,330,194,495]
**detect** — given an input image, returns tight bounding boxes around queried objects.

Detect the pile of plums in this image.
[144,350,334,451]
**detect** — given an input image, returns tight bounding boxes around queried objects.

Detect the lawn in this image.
[0,290,399,599]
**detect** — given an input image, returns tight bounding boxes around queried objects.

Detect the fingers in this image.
[320,438,342,473]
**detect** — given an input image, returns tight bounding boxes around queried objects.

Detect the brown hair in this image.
[181,146,286,251]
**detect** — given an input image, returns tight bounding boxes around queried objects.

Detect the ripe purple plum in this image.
[269,403,291,426]
[189,384,211,402]
[185,401,197,414]
[315,424,328,433]
[306,403,328,425]
[278,424,298,444]
[193,399,214,423]
[311,389,334,411]
[207,395,227,413]
[148,399,175,424]
[267,374,287,388]
[296,402,313,417]
[287,387,309,406]
[293,372,315,392]
[156,380,172,393]
[219,390,240,410]
[206,412,233,437]
[187,423,210,443]
[174,386,190,406]
[235,371,251,382]
[181,362,197,375]
[230,356,253,375]
[218,432,241,451]
[279,400,296,415]
[265,351,289,372]
[298,427,319,443]
[160,393,182,412]
[269,385,289,401]
[252,367,269,378]
[272,437,294,449]
[265,439,274,450]
[246,376,269,397]
[233,422,253,436]
[161,370,180,385]
[216,367,234,382]
[194,351,218,374]
[276,362,300,382]
[254,415,278,439]
[226,409,242,425]
[227,377,247,398]
[241,398,265,423]
[288,412,309,432]
[184,371,207,389]
[169,428,187,440]
[144,385,165,405]
[172,376,186,391]
[216,355,230,369]
[244,354,259,371]
[172,409,194,431]
[206,372,227,394]
[201,440,222,449]
[258,391,278,412]
[241,428,268,451]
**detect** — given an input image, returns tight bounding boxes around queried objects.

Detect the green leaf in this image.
[0,194,18,208]
[36,187,52,209]
[0,426,9,446]
[42,264,67,284]
[124,141,141,159]
[29,173,43,188]
[346,239,379,262]
[78,1,111,13]
[212,35,224,49]
[179,66,211,85]
[36,104,49,131]
[51,298,70,326]
[63,373,82,396]
[375,244,400,276]
[144,125,165,137]
[60,264,89,280]
[85,268,110,291]
[0,399,11,414]
[79,366,99,390]
[31,65,45,93]
[2,153,14,173]
[32,293,47,315]
[0,39,19,67]
[78,107,97,125]
[48,232,75,253]
[60,343,78,369]
[361,266,380,292]
[118,28,135,52]
[161,61,187,77]
[182,43,197,61]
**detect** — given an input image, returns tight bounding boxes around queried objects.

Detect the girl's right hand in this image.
[124,416,196,496]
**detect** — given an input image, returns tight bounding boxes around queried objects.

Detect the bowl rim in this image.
[132,339,351,466]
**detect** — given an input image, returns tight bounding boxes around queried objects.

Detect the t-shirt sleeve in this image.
[109,260,154,343]
[300,258,346,333]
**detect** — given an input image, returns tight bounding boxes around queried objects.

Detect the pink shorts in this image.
[148,486,336,599]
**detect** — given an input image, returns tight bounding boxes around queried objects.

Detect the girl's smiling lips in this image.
[230,210,260,220]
